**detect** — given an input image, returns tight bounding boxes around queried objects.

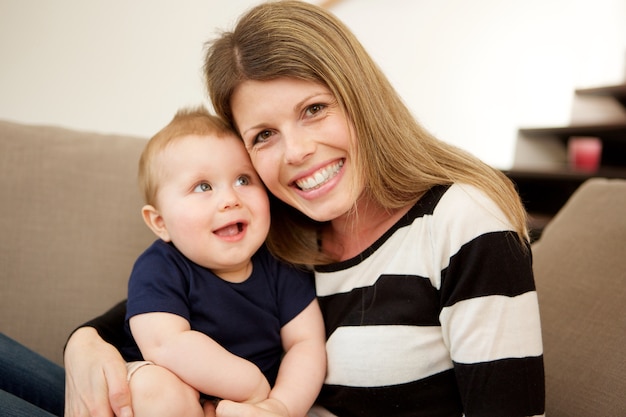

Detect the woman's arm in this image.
[130,312,271,403]
[64,300,134,417]
[434,186,544,415]
[77,300,128,348]
[64,326,133,417]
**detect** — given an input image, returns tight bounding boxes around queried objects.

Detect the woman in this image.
[63,1,544,416]
[204,2,544,416]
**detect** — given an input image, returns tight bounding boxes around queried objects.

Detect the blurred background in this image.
[1,0,625,169]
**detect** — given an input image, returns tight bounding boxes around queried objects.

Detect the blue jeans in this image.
[0,333,64,417]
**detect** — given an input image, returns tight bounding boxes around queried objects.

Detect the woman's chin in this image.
[299,201,354,223]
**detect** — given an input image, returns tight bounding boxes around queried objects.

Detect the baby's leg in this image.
[129,362,203,417]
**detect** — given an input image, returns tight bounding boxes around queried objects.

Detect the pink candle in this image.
[568,137,602,172]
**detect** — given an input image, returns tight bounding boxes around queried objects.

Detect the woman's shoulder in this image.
[408,183,508,225]
[435,183,511,226]
[419,183,516,251]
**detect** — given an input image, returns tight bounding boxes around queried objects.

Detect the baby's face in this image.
[154,133,270,282]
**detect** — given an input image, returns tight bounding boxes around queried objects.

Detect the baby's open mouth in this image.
[214,222,245,237]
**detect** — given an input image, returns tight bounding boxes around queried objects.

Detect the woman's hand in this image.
[64,327,133,417]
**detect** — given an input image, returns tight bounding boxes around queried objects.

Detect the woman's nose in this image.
[283,131,315,165]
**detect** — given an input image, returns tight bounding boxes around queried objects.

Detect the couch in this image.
[1,119,624,416]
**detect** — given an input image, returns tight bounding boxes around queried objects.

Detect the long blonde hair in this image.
[204,0,528,265]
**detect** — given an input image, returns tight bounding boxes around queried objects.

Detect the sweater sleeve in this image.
[435,185,545,416]
[67,300,130,352]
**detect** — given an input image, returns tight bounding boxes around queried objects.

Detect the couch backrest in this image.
[531,178,626,417]
[0,120,155,364]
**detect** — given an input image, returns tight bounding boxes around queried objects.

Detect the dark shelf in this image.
[504,169,588,215]
[575,83,626,107]
[505,167,626,181]
[519,122,626,141]
[504,167,626,241]
[518,123,626,167]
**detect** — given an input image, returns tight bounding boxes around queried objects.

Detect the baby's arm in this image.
[265,299,327,417]
[130,312,270,403]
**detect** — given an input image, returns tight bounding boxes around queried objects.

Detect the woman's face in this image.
[231,78,363,223]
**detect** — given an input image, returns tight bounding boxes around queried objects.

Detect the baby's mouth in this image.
[214,222,245,237]
[295,159,344,191]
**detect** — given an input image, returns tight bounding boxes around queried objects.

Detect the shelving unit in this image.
[518,123,626,167]
[576,83,626,107]
[505,82,626,240]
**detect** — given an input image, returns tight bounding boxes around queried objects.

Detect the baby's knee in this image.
[130,364,202,417]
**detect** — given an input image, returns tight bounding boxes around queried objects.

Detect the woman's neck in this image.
[321,197,416,262]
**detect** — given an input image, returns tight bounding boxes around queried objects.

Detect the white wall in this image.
[1,0,625,168]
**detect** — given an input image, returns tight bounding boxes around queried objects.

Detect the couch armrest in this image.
[532,178,626,416]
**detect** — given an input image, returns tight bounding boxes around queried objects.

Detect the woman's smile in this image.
[293,159,344,191]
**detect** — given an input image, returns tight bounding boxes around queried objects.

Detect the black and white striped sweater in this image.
[312,184,545,417]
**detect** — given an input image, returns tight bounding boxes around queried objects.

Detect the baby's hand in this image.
[214,397,290,417]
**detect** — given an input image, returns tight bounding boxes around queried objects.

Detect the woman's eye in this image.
[253,130,272,144]
[235,175,251,186]
[193,182,211,193]
[306,103,325,116]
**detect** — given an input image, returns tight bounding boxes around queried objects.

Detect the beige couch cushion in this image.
[532,178,626,417]
[0,120,154,365]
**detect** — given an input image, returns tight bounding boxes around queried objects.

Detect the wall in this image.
[1,0,625,168]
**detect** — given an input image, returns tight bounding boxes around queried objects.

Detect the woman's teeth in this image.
[296,160,344,191]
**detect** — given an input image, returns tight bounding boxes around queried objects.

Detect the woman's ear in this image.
[141,204,171,242]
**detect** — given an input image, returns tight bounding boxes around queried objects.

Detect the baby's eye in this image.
[235,175,251,186]
[193,182,211,193]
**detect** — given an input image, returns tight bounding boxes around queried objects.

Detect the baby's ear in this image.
[141,204,171,242]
